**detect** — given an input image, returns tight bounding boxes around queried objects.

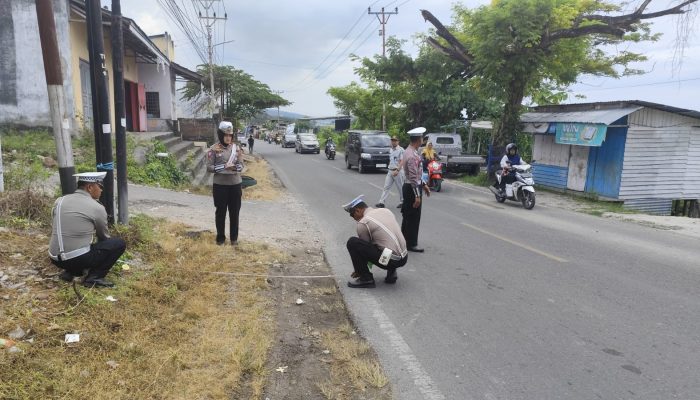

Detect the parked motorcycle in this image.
[489,164,536,209]
[427,159,444,192]
[274,135,281,145]
[325,142,336,160]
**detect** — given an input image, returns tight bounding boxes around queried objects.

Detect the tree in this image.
[327,38,499,134]
[422,0,698,150]
[180,65,290,122]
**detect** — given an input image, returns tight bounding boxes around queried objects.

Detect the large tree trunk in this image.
[488,78,526,179]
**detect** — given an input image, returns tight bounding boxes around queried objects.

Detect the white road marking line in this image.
[462,222,568,263]
[368,182,384,191]
[367,296,448,400]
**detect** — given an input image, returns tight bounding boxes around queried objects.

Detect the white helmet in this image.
[218,121,233,133]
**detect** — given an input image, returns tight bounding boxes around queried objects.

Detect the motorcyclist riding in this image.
[496,143,525,194]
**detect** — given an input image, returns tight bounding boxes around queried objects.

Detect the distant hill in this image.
[263,108,310,121]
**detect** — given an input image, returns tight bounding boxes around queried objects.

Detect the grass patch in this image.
[0,215,286,399]
[318,326,390,395]
[459,171,490,187]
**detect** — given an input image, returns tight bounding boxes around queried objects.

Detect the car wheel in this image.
[358,160,365,174]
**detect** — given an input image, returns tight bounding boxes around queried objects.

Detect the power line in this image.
[575,77,700,91]
[285,5,380,91]
[286,18,377,91]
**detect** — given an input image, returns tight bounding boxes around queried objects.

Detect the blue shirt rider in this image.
[497,143,524,193]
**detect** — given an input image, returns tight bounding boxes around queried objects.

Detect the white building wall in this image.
[137,63,174,120]
[619,108,700,200]
[0,0,75,129]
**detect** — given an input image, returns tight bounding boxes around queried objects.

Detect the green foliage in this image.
[127,141,188,189]
[459,171,490,187]
[113,213,158,251]
[425,0,682,148]
[316,126,347,150]
[328,37,499,133]
[180,65,290,121]
[1,129,56,160]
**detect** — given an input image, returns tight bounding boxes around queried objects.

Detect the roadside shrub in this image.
[128,141,188,188]
[0,190,53,228]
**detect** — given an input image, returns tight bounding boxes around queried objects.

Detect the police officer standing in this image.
[48,172,126,288]
[401,127,430,252]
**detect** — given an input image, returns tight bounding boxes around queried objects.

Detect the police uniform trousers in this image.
[51,238,126,279]
[346,237,408,279]
[401,183,422,248]
[213,183,242,243]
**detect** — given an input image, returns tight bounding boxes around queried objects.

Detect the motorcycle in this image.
[325,142,336,160]
[426,159,443,192]
[489,164,536,209]
[274,135,281,145]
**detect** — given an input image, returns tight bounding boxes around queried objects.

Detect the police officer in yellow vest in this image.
[49,172,126,288]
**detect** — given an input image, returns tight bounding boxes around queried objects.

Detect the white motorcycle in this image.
[489,164,536,209]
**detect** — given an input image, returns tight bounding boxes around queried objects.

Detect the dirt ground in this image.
[128,161,391,399]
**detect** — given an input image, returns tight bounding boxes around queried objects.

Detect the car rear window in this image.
[435,137,454,144]
[361,135,391,147]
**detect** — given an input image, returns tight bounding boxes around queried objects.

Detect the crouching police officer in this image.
[344,195,408,288]
[49,172,126,288]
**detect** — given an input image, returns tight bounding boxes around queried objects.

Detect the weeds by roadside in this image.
[0,214,286,399]
[460,171,490,187]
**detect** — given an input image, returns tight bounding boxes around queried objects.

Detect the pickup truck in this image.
[422,132,484,175]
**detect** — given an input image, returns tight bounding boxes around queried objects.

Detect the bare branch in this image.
[583,0,697,25]
[545,0,698,47]
[425,37,473,68]
[421,9,474,66]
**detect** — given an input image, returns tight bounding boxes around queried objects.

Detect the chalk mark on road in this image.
[462,222,568,263]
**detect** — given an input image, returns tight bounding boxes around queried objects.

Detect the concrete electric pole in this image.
[85,0,115,222]
[368,6,398,132]
[36,0,76,195]
[197,0,227,119]
[112,0,128,224]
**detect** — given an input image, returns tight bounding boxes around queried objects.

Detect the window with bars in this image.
[145,92,160,118]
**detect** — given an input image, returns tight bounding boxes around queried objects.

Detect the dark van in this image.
[344,130,392,173]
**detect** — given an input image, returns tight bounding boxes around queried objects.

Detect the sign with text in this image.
[555,123,607,146]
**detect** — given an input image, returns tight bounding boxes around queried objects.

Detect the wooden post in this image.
[112,0,128,224]
[36,0,76,195]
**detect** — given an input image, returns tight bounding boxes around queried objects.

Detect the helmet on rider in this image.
[506,143,518,155]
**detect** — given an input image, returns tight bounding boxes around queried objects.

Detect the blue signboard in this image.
[555,123,607,146]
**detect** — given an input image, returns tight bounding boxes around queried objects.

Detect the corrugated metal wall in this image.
[533,164,568,189]
[532,134,569,189]
[622,198,673,215]
[620,108,699,200]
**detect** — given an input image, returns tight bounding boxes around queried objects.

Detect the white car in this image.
[295,134,320,154]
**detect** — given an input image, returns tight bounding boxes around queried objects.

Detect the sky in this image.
[108,0,700,118]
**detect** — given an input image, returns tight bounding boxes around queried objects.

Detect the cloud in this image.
[113,0,700,116]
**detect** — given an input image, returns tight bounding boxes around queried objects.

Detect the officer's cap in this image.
[74,172,107,183]
[407,127,426,137]
[342,194,365,213]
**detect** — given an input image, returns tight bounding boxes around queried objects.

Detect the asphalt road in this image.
[256,141,700,400]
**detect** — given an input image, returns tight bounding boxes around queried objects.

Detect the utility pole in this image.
[274,90,284,135]
[36,0,76,195]
[197,0,227,119]
[112,0,128,224]
[86,0,114,223]
[368,6,398,132]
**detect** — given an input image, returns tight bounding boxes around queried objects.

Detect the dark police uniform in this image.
[401,141,425,249]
